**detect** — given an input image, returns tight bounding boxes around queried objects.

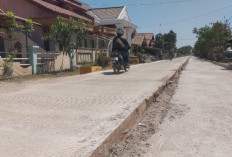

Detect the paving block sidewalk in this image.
[0,57,188,157]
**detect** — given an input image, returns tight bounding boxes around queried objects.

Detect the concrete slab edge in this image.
[89,57,190,157]
[211,61,232,70]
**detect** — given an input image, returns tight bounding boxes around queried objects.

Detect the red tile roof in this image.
[62,0,86,12]
[132,34,145,46]
[68,0,82,5]
[133,33,154,46]
[27,0,93,23]
[144,33,154,40]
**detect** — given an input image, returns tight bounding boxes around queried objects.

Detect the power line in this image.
[138,4,232,28]
[89,0,197,7]
[227,15,232,21]
[178,38,196,41]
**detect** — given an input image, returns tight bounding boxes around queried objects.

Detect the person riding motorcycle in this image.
[169,49,175,60]
[112,28,131,67]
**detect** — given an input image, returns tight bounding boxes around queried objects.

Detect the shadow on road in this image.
[101,72,124,75]
[221,67,232,70]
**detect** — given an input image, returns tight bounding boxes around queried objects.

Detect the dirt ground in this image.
[108,67,182,157]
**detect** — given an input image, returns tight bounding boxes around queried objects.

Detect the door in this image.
[0,36,6,58]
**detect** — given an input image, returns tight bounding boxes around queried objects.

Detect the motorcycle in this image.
[169,53,174,60]
[111,51,129,74]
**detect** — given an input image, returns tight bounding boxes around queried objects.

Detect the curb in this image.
[89,57,190,157]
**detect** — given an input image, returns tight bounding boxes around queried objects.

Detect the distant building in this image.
[132,33,155,47]
[131,34,146,47]
[89,6,137,45]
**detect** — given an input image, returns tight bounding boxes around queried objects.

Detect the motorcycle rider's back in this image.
[112,28,131,66]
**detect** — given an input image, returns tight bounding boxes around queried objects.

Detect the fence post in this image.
[28,46,39,74]
[72,49,76,67]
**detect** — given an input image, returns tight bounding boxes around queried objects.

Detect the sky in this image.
[80,0,232,48]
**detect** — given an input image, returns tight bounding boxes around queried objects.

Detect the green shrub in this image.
[137,52,147,63]
[2,55,13,76]
[96,53,110,68]
[208,46,225,62]
[82,62,94,67]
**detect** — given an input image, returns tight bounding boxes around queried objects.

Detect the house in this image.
[73,4,137,64]
[89,6,137,45]
[0,0,117,67]
[0,8,43,59]
[132,33,155,47]
[144,33,155,47]
[0,0,94,52]
[0,0,137,72]
[131,33,155,55]
[131,34,147,47]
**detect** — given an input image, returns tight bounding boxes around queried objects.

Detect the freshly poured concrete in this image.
[0,57,188,157]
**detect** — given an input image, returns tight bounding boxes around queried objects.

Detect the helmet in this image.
[116,28,124,36]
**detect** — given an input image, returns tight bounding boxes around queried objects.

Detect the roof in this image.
[89,6,124,20]
[74,0,92,9]
[135,33,154,46]
[0,12,41,26]
[62,0,86,12]
[144,33,154,40]
[27,0,93,23]
[75,1,94,17]
[136,33,154,40]
[131,34,145,46]
[79,2,92,10]
[132,33,154,46]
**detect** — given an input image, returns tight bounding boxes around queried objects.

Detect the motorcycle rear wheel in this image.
[113,63,119,74]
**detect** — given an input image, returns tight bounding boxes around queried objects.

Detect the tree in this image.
[20,19,34,54]
[154,31,177,51]
[193,22,231,60]
[163,30,177,50]
[154,33,165,49]
[178,45,192,56]
[44,16,90,70]
[74,19,90,50]
[4,11,18,51]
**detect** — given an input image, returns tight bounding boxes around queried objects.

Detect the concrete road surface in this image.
[145,57,232,157]
[0,57,188,157]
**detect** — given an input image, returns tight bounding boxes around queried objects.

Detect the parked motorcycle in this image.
[169,54,174,60]
[111,51,129,74]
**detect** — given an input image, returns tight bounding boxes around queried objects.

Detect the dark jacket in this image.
[112,36,131,52]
